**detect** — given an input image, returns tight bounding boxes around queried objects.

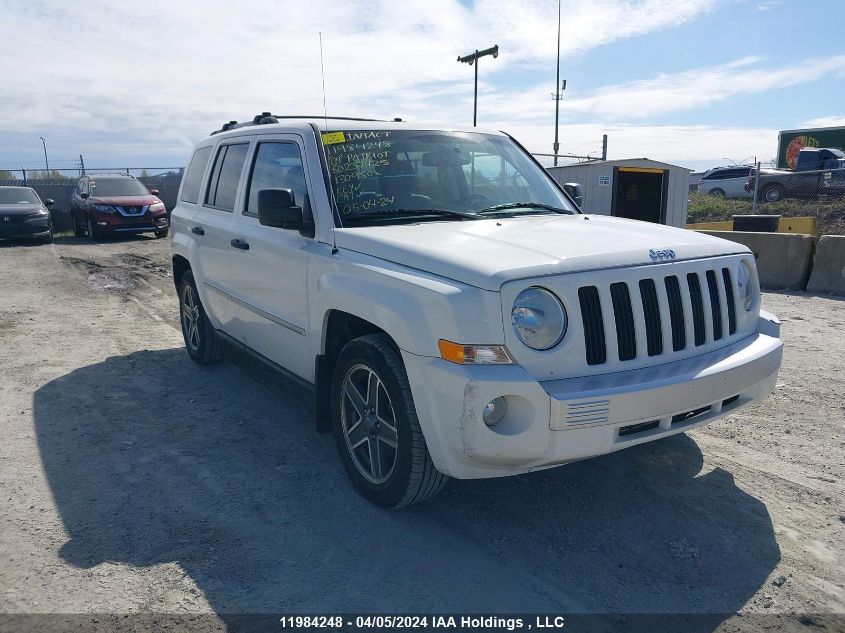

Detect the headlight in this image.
[92,204,114,212]
[511,287,567,350]
[26,210,48,218]
[737,259,756,311]
[150,202,165,212]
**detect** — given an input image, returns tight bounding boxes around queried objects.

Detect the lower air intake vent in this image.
[564,399,610,425]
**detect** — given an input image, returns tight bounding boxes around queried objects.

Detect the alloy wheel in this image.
[340,364,398,484]
[181,284,201,352]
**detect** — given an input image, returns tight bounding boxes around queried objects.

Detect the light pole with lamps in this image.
[457,44,499,127]
[39,136,49,175]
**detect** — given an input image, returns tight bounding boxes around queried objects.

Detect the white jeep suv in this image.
[171,114,783,508]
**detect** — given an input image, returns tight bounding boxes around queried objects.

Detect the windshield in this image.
[321,129,576,226]
[0,188,40,204]
[90,179,150,197]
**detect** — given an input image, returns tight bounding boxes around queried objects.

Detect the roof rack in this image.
[210,112,404,135]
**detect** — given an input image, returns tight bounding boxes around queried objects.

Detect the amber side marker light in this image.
[438,339,514,365]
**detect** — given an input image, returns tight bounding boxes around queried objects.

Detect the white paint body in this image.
[172,120,783,479]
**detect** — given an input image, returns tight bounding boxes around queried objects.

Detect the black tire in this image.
[40,225,54,244]
[87,216,100,242]
[178,269,227,365]
[331,333,448,508]
[708,188,726,198]
[154,227,170,239]
[72,214,84,237]
[761,184,785,203]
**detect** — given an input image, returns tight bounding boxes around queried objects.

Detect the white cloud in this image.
[0,0,715,158]
[547,55,845,119]
[800,116,845,129]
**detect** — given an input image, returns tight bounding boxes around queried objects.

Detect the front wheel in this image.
[87,216,100,242]
[708,188,726,198]
[154,227,170,239]
[331,334,448,508]
[72,214,85,237]
[178,270,227,365]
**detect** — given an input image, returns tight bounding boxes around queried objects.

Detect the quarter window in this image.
[244,142,307,217]
[181,146,213,204]
[205,143,249,211]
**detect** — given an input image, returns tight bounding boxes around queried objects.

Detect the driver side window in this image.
[244,142,307,218]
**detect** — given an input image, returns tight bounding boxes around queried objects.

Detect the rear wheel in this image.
[761,184,785,203]
[178,270,227,365]
[331,333,448,508]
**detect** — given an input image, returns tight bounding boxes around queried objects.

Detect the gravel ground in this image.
[0,235,842,633]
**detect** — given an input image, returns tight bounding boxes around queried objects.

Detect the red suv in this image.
[70,174,169,240]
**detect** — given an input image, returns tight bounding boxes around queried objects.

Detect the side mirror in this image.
[80,192,89,199]
[563,182,584,208]
[149,189,160,196]
[44,198,55,207]
[258,188,304,228]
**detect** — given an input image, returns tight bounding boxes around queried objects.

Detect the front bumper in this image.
[0,218,51,239]
[403,312,782,479]
[92,211,168,234]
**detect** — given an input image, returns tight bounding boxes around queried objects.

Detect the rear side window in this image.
[205,143,249,211]
[181,146,213,204]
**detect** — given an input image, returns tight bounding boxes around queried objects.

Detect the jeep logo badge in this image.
[2,216,9,222]
[649,248,676,260]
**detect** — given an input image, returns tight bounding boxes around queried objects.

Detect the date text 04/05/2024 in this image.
[278,616,567,630]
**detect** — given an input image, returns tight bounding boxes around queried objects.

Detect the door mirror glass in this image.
[44,198,55,207]
[149,188,160,196]
[80,192,89,199]
[258,188,304,228]
[563,182,584,208]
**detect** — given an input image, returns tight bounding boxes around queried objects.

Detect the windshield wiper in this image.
[344,208,481,221]
[476,202,572,215]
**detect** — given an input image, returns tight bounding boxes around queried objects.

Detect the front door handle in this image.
[191,226,205,235]
[230,238,249,251]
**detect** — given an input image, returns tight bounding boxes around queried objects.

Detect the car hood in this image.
[334,214,751,290]
[90,195,160,206]
[0,203,45,216]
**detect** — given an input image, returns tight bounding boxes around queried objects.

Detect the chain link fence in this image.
[531,153,604,169]
[0,168,184,213]
[690,163,845,236]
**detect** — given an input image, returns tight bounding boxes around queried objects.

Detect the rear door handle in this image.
[191,226,205,235]
[230,239,249,251]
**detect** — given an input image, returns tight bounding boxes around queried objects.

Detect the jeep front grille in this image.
[578,266,739,366]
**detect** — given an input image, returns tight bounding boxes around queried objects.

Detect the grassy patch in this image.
[687,192,845,235]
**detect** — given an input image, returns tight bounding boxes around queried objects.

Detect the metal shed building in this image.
[546,158,691,228]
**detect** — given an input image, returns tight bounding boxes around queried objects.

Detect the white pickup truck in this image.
[171,114,783,508]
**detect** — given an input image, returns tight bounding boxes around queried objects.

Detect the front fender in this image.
[309,253,506,358]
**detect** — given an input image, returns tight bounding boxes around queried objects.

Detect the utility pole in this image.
[39,136,49,175]
[79,154,86,177]
[601,134,608,161]
[552,0,564,166]
[457,45,499,127]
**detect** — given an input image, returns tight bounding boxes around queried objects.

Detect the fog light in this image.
[483,397,507,427]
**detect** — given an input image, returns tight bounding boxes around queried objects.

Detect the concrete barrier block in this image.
[807,235,845,295]
[699,231,815,290]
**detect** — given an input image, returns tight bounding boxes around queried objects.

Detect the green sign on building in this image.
[777,126,845,168]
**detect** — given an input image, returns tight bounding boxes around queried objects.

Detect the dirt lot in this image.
[0,235,843,632]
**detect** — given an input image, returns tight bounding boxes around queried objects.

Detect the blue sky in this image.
[1,0,843,174]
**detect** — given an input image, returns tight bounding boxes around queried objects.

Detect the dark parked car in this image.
[0,186,55,243]
[70,174,169,240]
